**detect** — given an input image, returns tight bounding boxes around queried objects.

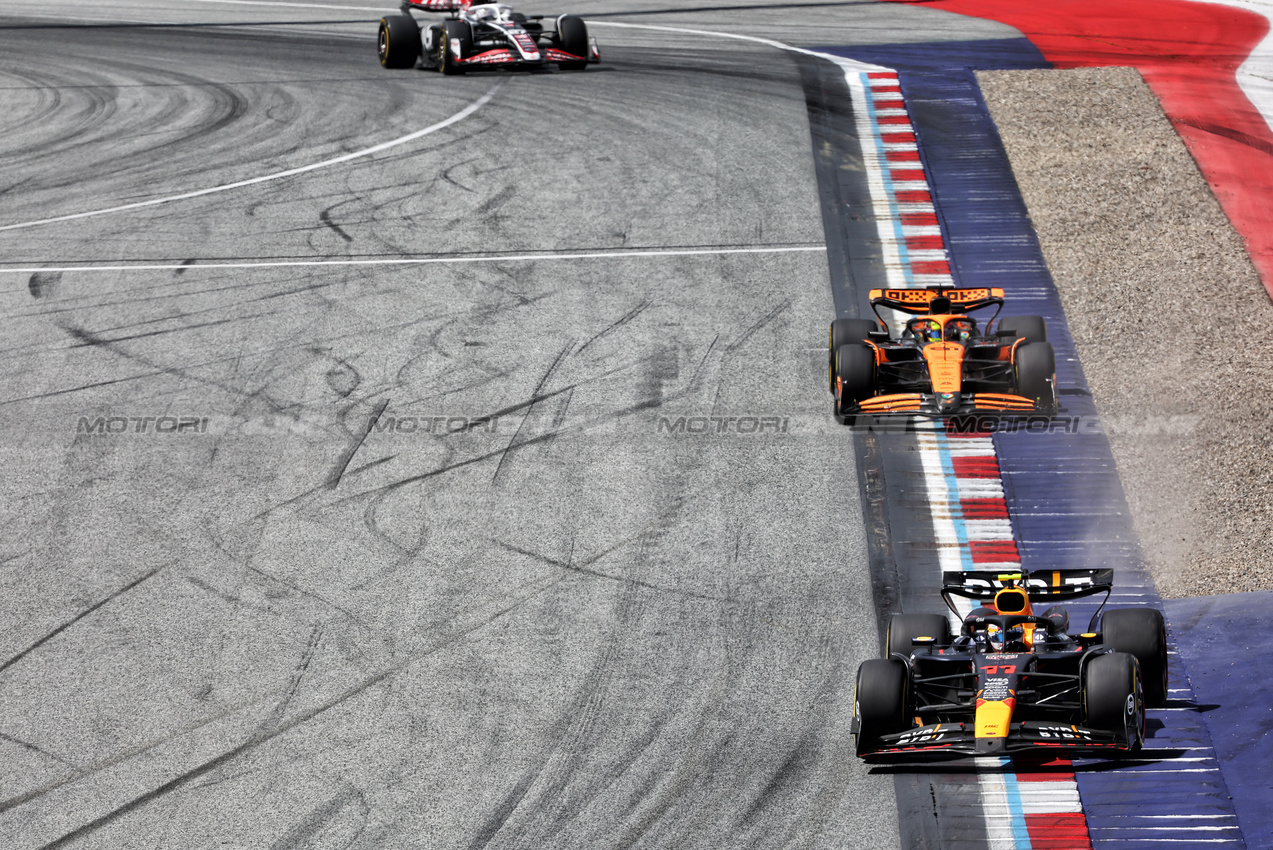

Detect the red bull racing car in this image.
[378,0,599,73]
[853,569,1169,762]
[829,286,1057,425]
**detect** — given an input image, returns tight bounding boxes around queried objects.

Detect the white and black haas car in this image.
[378,0,599,73]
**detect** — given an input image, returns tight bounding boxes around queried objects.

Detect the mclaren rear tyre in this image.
[1014,341,1057,415]
[556,15,589,69]
[998,315,1048,344]
[829,319,878,393]
[885,613,952,658]
[1100,608,1169,707]
[440,20,473,75]
[1083,651,1145,750]
[834,343,876,425]
[378,15,421,69]
[855,659,909,755]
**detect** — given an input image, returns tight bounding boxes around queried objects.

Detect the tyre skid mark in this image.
[575,300,652,356]
[0,733,77,768]
[325,398,389,490]
[29,571,571,849]
[0,567,161,677]
[494,539,733,603]
[0,81,507,233]
[266,783,369,850]
[491,340,574,483]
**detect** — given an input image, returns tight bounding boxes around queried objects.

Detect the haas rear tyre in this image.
[885,613,952,657]
[998,315,1047,343]
[378,15,421,69]
[1015,341,1057,415]
[440,20,472,75]
[829,319,877,393]
[834,343,876,422]
[1100,608,1169,707]
[1084,651,1145,750]
[556,15,589,69]
[855,659,908,753]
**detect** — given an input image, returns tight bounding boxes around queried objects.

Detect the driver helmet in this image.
[915,319,942,344]
[984,623,1003,650]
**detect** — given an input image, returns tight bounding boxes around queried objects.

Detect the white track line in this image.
[182,0,387,9]
[588,20,885,73]
[1193,0,1273,132]
[2,16,879,241]
[0,82,506,234]
[0,245,826,275]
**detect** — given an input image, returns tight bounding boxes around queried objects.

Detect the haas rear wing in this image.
[405,0,470,11]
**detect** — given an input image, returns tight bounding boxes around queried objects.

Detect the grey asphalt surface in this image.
[0,1,1016,847]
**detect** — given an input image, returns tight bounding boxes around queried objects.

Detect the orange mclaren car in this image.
[829,287,1057,425]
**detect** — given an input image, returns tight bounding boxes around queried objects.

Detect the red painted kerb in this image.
[886,0,1273,297]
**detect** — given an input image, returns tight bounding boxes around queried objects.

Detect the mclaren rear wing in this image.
[868,287,1008,334]
[869,286,1005,316]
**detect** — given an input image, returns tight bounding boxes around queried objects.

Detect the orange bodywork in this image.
[973,393,1035,411]
[921,342,964,392]
[975,697,1016,739]
[858,393,925,413]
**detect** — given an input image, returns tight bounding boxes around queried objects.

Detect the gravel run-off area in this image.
[978,67,1273,597]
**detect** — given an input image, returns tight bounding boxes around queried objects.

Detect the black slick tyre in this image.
[1083,651,1144,750]
[1014,341,1057,414]
[855,659,908,753]
[885,613,952,657]
[440,20,472,75]
[829,319,877,393]
[834,343,876,421]
[1100,608,1169,707]
[556,15,589,69]
[998,315,1047,344]
[378,15,421,69]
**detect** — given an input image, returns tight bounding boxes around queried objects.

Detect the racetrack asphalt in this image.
[0,1,1018,846]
